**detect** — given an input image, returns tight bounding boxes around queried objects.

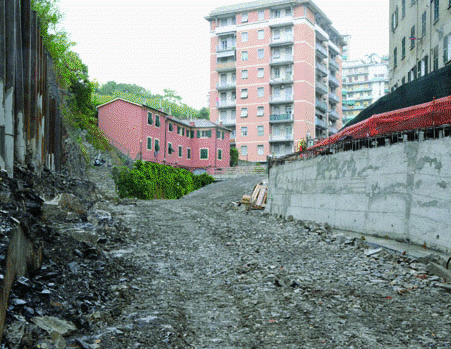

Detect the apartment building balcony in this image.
[216,46,236,58]
[215,25,236,35]
[316,63,328,76]
[269,134,293,142]
[216,81,236,91]
[270,55,294,65]
[328,41,340,55]
[269,113,293,123]
[329,59,339,71]
[221,118,236,126]
[270,95,293,104]
[329,92,340,104]
[270,75,293,85]
[315,99,328,112]
[315,80,328,95]
[315,24,329,42]
[315,43,328,58]
[270,35,294,47]
[216,61,236,72]
[329,127,338,134]
[216,100,236,108]
[269,16,294,27]
[329,75,339,87]
[329,109,340,121]
[315,117,327,129]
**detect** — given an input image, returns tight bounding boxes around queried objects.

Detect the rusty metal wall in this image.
[0,0,63,177]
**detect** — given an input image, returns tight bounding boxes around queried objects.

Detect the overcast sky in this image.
[57,0,389,109]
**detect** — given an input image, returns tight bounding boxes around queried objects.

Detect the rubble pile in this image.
[0,166,136,348]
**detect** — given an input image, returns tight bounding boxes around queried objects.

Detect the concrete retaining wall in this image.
[266,138,451,253]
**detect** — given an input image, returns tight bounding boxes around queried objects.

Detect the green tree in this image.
[163,89,182,104]
[230,147,239,167]
[198,107,210,120]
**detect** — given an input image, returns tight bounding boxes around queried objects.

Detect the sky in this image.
[56,0,389,110]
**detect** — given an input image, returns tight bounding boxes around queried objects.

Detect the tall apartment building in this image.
[342,54,390,124]
[206,0,345,161]
[389,0,451,90]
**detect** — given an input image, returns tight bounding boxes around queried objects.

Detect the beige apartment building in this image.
[389,0,451,90]
[206,0,345,162]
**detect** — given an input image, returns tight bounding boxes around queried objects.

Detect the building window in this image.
[422,11,426,37]
[391,6,398,32]
[240,145,248,156]
[155,115,160,127]
[241,12,248,23]
[433,45,439,70]
[241,69,248,79]
[147,137,152,150]
[241,88,248,99]
[258,48,264,59]
[272,9,281,18]
[190,130,195,139]
[433,0,439,22]
[197,129,212,138]
[257,106,264,116]
[168,142,175,155]
[217,149,222,160]
[241,107,248,117]
[200,149,208,160]
[257,67,264,78]
[241,126,248,136]
[402,0,406,18]
[444,35,451,64]
[257,87,264,97]
[242,32,248,42]
[178,146,183,158]
[411,0,416,5]
[401,37,406,59]
[257,145,264,155]
[394,47,398,68]
[410,25,415,49]
[242,50,248,61]
[258,29,264,40]
[154,139,160,152]
[147,112,153,125]
[257,125,264,136]
[258,10,264,21]
[168,123,173,132]
[187,148,191,159]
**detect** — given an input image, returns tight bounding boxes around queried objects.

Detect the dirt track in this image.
[94,175,451,349]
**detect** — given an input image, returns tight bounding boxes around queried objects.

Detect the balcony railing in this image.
[316,63,328,76]
[329,59,339,70]
[270,75,293,84]
[330,127,338,134]
[216,100,236,108]
[270,95,293,103]
[329,75,339,87]
[315,80,328,94]
[329,92,340,103]
[270,134,293,142]
[217,81,236,90]
[315,117,327,129]
[216,45,236,52]
[270,55,294,65]
[220,118,236,126]
[269,113,293,122]
[269,16,294,27]
[315,99,328,112]
[216,24,237,35]
[216,61,236,72]
[270,35,294,46]
[329,110,340,120]
[316,43,328,57]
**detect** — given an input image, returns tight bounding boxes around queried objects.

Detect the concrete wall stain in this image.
[417,200,439,207]
[415,156,443,172]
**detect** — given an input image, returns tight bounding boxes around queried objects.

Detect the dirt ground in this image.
[3,170,451,349]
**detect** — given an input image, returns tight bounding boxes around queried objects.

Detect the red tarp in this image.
[310,95,451,150]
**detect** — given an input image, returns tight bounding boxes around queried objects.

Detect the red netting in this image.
[310,95,451,150]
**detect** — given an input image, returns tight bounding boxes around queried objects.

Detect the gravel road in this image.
[92,175,451,349]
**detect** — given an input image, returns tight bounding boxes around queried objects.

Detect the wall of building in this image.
[266,137,451,253]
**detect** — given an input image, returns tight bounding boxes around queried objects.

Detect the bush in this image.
[113,161,214,199]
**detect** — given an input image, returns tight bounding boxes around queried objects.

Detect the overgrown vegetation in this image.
[112,161,215,200]
[230,147,239,167]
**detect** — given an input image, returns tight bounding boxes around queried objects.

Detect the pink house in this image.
[97,98,231,173]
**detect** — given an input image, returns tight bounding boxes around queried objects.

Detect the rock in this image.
[31,316,77,336]
[364,248,383,257]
